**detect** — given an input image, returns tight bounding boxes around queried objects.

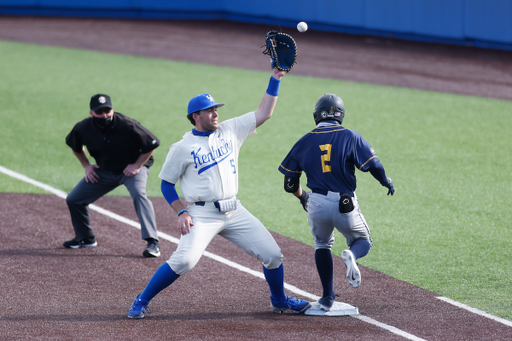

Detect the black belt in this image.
[312,189,328,195]
[312,189,354,198]
[195,201,219,208]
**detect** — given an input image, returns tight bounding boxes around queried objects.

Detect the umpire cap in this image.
[187,94,225,115]
[90,94,113,112]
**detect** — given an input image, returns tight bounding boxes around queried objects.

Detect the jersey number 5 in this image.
[320,144,332,173]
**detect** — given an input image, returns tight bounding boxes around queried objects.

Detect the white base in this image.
[304,301,359,316]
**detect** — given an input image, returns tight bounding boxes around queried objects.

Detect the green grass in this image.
[1,40,511,321]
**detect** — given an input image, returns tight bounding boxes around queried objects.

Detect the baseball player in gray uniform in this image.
[279,93,394,311]
[128,68,311,318]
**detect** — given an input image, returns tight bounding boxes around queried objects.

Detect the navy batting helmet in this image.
[313,93,345,125]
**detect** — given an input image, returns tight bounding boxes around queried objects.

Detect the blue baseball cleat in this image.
[128,294,151,319]
[270,295,311,313]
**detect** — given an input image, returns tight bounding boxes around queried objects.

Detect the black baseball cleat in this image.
[317,294,339,311]
[63,236,97,249]
[143,239,160,258]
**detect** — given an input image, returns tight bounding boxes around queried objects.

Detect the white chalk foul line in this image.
[353,315,427,341]
[0,166,68,199]
[436,296,512,328]
[4,166,487,340]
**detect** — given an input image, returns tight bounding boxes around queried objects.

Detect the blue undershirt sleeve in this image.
[161,179,180,206]
[368,160,388,187]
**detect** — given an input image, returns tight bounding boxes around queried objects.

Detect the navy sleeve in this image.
[278,143,303,177]
[368,160,388,186]
[353,132,379,172]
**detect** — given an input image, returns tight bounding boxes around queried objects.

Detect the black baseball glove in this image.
[262,30,297,72]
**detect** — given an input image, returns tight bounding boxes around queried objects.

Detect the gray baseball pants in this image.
[307,191,372,249]
[65,166,158,241]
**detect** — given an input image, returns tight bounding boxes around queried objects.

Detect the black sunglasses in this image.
[95,107,111,115]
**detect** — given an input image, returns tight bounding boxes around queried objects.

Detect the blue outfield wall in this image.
[1,0,511,51]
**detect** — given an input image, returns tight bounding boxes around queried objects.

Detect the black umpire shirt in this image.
[66,112,160,174]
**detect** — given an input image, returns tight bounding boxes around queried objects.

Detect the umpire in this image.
[64,94,161,257]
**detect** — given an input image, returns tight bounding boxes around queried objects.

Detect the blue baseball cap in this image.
[187,94,225,115]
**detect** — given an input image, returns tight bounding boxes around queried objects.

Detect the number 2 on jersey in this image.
[319,144,332,173]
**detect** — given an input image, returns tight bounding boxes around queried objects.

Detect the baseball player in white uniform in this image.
[128,68,311,319]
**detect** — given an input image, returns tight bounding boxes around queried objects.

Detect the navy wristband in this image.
[266,76,281,96]
[177,209,188,216]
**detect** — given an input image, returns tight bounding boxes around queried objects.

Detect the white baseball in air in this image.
[297,21,308,33]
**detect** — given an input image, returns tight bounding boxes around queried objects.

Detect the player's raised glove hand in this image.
[262,30,297,72]
[385,177,395,196]
[298,190,310,212]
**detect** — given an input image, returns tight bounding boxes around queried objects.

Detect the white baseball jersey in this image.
[159,112,256,203]
[158,111,283,275]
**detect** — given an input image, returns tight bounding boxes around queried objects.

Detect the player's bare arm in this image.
[72,148,100,183]
[170,199,193,235]
[123,150,154,177]
[254,69,286,127]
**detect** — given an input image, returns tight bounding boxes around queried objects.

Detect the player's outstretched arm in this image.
[254,69,287,127]
[368,161,395,196]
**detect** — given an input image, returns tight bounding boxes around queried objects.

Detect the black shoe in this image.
[63,236,97,249]
[143,239,160,258]
[317,293,339,311]
[318,296,334,311]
